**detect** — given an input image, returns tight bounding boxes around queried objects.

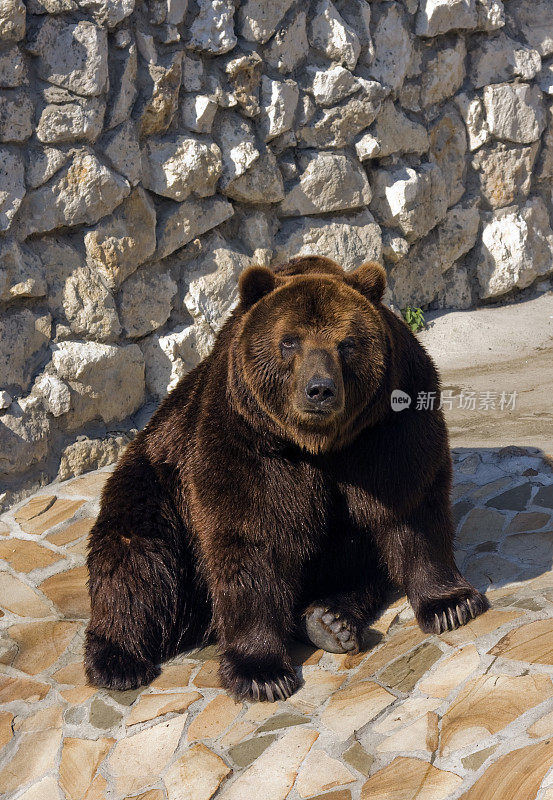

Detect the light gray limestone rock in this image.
[279,151,372,217]
[17,148,130,237]
[477,198,553,298]
[141,134,222,200]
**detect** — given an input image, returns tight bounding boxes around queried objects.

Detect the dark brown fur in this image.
[85,256,488,701]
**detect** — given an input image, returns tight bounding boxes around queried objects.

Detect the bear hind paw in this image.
[302,605,361,654]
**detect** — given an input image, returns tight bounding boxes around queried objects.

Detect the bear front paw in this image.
[415,588,490,634]
[219,652,300,702]
[85,631,160,690]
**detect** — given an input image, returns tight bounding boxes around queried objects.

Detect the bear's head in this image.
[230,256,390,453]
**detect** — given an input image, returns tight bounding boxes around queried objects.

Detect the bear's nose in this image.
[305,375,337,405]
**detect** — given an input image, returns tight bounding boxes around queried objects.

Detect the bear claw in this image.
[418,590,489,635]
[219,654,300,702]
[303,605,360,654]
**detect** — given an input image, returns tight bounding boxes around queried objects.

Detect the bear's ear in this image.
[346,261,387,304]
[239,265,277,309]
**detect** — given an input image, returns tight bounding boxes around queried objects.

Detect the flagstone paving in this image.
[1,446,553,800]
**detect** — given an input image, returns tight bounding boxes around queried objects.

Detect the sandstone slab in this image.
[8,620,80,674]
[127,691,201,725]
[0,572,51,618]
[286,670,345,714]
[296,750,354,798]
[109,716,187,795]
[361,757,462,799]
[60,737,113,800]
[459,739,553,799]
[418,645,480,698]
[489,617,553,664]
[321,681,396,740]
[378,711,439,754]
[39,565,90,618]
[440,673,553,754]
[0,728,63,794]
[187,694,242,741]
[217,727,318,800]
[0,537,60,571]
[165,743,231,800]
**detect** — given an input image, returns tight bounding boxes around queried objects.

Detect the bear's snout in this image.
[294,346,344,419]
[305,375,337,408]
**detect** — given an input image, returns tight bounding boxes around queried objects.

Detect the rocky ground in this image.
[1,445,553,800]
[3,0,553,508]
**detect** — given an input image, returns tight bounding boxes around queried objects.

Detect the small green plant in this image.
[401,305,425,333]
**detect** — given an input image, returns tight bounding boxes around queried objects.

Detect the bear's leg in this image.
[377,465,489,634]
[85,456,210,690]
[298,530,391,654]
[300,595,364,654]
[208,549,301,702]
[299,578,391,654]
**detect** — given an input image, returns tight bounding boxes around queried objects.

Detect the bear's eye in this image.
[280,336,300,356]
[339,337,356,351]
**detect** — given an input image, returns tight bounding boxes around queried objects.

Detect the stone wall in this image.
[1,0,553,507]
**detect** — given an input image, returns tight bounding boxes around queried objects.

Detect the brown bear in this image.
[85,256,488,702]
